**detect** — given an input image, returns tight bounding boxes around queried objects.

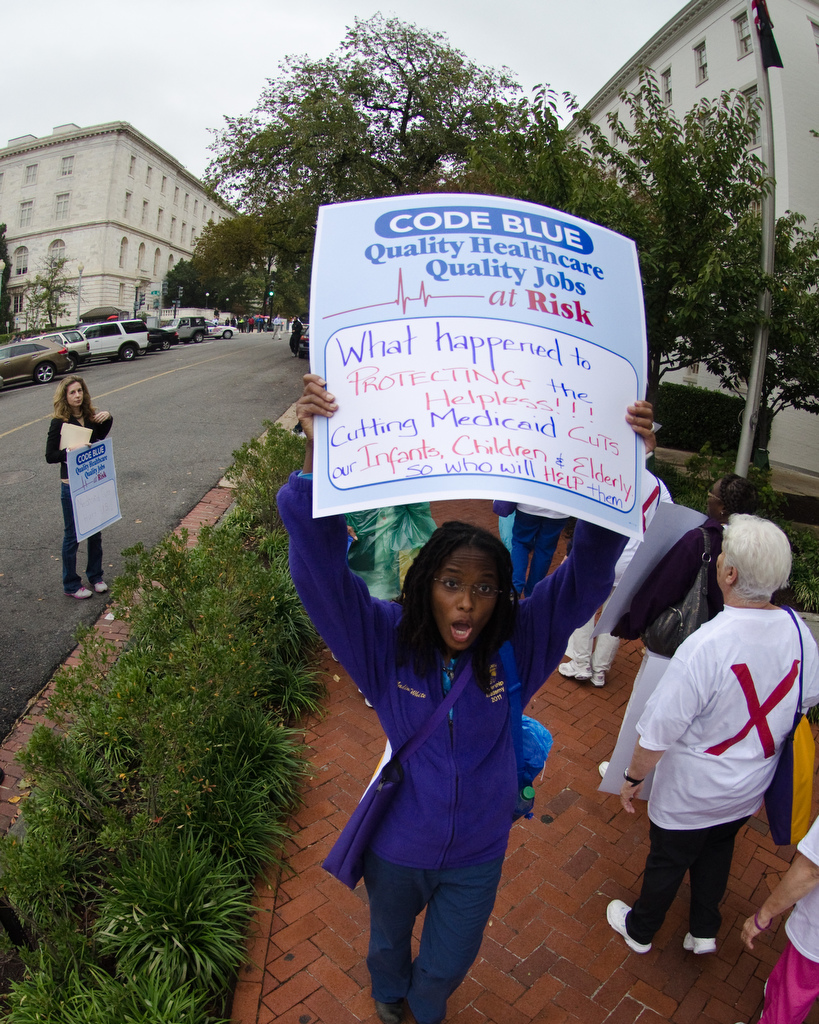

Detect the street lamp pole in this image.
[76,263,84,325]
[0,259,5,337]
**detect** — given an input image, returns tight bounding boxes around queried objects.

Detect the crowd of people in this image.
[275,372,819,1024]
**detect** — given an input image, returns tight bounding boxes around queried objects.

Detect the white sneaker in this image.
[606,900,652,953]
[598,760,610,779]
[683,932,716,955]
[65,587,93,600]
[591,670,606,687]
[558,660,591,681]
[93,580,109,594]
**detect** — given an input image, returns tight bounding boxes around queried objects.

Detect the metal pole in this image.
[735,2,777,477]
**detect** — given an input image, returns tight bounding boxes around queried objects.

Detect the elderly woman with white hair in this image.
[606,515,819,957]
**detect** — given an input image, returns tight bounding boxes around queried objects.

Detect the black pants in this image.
[626,815,749,945]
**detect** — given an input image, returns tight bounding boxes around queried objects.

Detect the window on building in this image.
[661,68,672,106]
[146,166,152,186]
[735,12,753,57]
[170,216,176,239]
[13,292,25,314]
[0,171,4,191]
[138,242,146,269]
[203,205,208,221]
[152,248,160,276]
[60,156,74,177]
[142,200,149,224]
[55,193,70,220]
[743,86,762,147]
[118,283,126,306]
[184,193,190,212]
[124,191,132,218]
[181,222,187,244]
[168,254,174,273]
[19,201,33,228]
[49,239,66,263]
[193,199,198,216]
[190,231,196,247]
[14,247,28,275]
[812,21,819,61]
[129,155,136,176]
[694,42,708,84]
[157,208,164,231]
[174,186,179,204]
[161,175,167,193]
[119,237,129,269]
[24,164,38,186]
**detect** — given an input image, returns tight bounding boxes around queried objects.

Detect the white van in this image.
[71,320,150,364]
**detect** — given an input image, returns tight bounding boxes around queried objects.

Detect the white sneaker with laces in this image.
[558,660,592,681]
[591,670,606,687]
[683,932,717,954]
[66,587,93,600]
[606,900,652,953]
[93,581,109,594]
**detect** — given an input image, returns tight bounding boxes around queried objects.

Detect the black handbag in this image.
[641,528,711,658]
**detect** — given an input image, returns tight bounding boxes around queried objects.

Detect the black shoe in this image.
[375,1000,404,1024]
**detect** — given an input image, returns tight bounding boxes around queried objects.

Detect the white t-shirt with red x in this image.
[637,606,819,831]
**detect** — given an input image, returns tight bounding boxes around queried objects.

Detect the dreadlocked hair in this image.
[717,474,758,517]
[397,521,517,694]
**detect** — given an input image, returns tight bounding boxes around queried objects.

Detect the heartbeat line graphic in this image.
[323,268,484,319]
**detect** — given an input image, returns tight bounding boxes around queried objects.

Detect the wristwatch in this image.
[623,770,644,785]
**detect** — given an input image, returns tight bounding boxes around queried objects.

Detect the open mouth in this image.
[450,622,473,644]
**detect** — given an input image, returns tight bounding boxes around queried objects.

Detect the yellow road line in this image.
[0,353,231,440]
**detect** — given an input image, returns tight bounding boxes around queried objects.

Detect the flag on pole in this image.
[752,0,784,68]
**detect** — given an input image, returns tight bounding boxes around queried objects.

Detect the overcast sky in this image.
[5,0,685,182]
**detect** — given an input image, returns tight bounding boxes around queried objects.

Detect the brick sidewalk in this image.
[230,498,819,1024]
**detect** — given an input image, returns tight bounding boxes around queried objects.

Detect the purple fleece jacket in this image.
[278,472,626,870]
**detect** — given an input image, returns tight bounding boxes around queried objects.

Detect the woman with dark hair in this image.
[613,472,759,645]
[277,375,654,1024]
[45,376,113,599]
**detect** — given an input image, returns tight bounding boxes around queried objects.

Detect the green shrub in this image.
[95,834,251,990]
[1,418,323,1017]
[225,422,305,533]
[656,382,745,454]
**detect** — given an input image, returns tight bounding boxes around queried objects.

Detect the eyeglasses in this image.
[433,577,501,600]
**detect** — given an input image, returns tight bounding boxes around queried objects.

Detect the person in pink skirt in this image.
[740,811,819,1023]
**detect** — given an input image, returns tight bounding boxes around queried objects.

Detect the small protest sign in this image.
[66,439,122,542]
[310,194,647,537]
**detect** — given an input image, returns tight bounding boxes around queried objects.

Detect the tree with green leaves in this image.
[192,213,309,315]
[0,224,11,334]
[26,253,77,330]
[700,211,819,449]
[164,259,211,310]
[206,14,522,301]
[570,72,768,405]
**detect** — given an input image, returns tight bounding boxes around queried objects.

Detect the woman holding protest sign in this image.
[277,373,654,1024]
[45,376,113,599]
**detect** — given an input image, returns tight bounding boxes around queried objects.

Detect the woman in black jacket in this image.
[45,376,113,598]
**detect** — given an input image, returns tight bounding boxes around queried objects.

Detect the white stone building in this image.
[0,121,231,328]
[584,0,819,473]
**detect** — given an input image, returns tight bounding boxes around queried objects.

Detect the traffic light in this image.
[161,279,168,297]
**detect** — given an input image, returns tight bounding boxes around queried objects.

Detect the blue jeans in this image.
[364,850,503,1024]
[511,509,568,597]
[60,482,103,593]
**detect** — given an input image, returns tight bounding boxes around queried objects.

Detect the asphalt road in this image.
[0,330,306,740]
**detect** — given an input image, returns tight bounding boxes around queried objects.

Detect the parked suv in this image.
[0,336,73,389]
[164,317,207,344]
[72,320,150,363]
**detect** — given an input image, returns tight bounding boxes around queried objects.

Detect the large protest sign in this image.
[310,194,647,537]
[66,439,122,542]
